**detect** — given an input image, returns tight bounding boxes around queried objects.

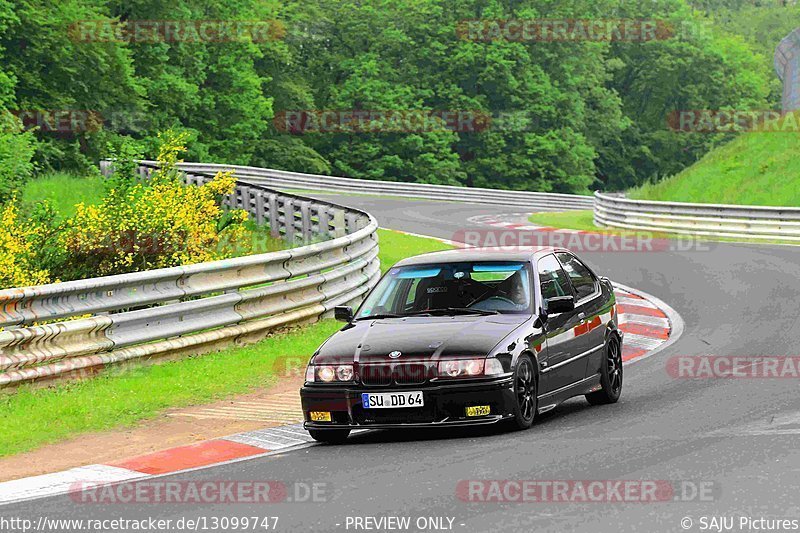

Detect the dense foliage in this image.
[0,0,790,196]
[1,132,255,285]
[0,114,35,204]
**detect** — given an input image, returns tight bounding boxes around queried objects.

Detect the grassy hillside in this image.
[629,133,800,207]
[22,173,103,218]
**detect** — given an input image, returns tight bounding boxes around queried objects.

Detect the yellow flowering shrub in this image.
[58,131,251,279]
[62,172,249,276]
[0,202,51,288]
[2,131,271,286]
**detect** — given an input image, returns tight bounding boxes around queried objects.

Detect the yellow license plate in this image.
[309,411,332,422]
[466,405,491,417]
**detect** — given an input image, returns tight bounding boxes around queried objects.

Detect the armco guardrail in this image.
[0,163,380,388]
[594,192,800,242]
[148,161,594,211]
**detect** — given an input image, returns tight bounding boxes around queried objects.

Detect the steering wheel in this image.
[471,295,517,311]
[483,296,515,305]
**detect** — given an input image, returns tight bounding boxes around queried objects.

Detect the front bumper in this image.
[301,376,515,430]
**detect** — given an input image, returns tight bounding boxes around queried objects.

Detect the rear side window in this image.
[538,255,573,301]
[556,252,597,301]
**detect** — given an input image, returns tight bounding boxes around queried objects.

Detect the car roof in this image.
[393,247,567,267]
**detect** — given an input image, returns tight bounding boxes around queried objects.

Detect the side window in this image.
[375,279,410,314]
[538,255,573,301]
[556,252,597,301]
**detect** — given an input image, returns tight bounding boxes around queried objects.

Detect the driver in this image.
[470,269,528,311]
[503,270,527,307]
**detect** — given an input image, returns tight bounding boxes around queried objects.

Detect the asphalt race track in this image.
[5,195,800,532]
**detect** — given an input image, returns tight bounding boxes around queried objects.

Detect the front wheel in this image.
[510,355,537,430]
[308,429,351,444]
[586,335,623,406]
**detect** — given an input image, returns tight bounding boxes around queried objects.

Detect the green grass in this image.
[528,210,598,232]
[0,227,453,457]
[376,228,452,272]
[22,173,104,218]
[629,133,800,207]
[528,210,654,238]
[0,322,342,458]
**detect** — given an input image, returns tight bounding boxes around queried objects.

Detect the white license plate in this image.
[361,391,424,409]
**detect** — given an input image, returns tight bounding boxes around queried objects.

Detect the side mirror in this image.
[334,306,354,323]
[546,295,575,315]
[534,310,547,329]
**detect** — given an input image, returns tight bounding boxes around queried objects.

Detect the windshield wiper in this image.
[426,307,499,316]
[355,313,403,320]
[357,308,497,320]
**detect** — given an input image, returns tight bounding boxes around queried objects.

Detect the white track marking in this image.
[623,333,668,351]
[618,314,671,328]
[0,465,147,505]
[616,296,658,308]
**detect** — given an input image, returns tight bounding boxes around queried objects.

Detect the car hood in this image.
[313,314,529,364]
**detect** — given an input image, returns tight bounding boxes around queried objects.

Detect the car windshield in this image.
[356,261,533,319]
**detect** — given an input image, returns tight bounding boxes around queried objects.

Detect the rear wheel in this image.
[308,429,351,444]
[510,355,537,430]
[586,335,623,406]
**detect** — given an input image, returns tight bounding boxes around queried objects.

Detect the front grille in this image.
[394,364,428,385]
[361,365,393,385]
[359,363,431,386]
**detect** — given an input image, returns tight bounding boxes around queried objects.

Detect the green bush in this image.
[0,113,35,205]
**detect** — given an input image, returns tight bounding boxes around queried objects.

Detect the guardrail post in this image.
[318,206,331,239]
[300,201,313,243]
[254,192,266,225]
[268,194,280,238]
[238,185,252,214]
[332,209,346,238]
[284,199,296,243]
[345,213,359,234]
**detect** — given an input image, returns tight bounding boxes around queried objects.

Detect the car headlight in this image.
[318,366,336,382]
[306,364,354,383]
[438,359,485,378]
[336,364,354,381]
[437,358,506,378]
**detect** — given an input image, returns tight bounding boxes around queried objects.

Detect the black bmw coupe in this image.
[300,247,622,443]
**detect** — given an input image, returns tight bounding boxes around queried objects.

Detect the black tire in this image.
[308,429,351,444]
[586,335,623,406]
[510,355,537,430]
